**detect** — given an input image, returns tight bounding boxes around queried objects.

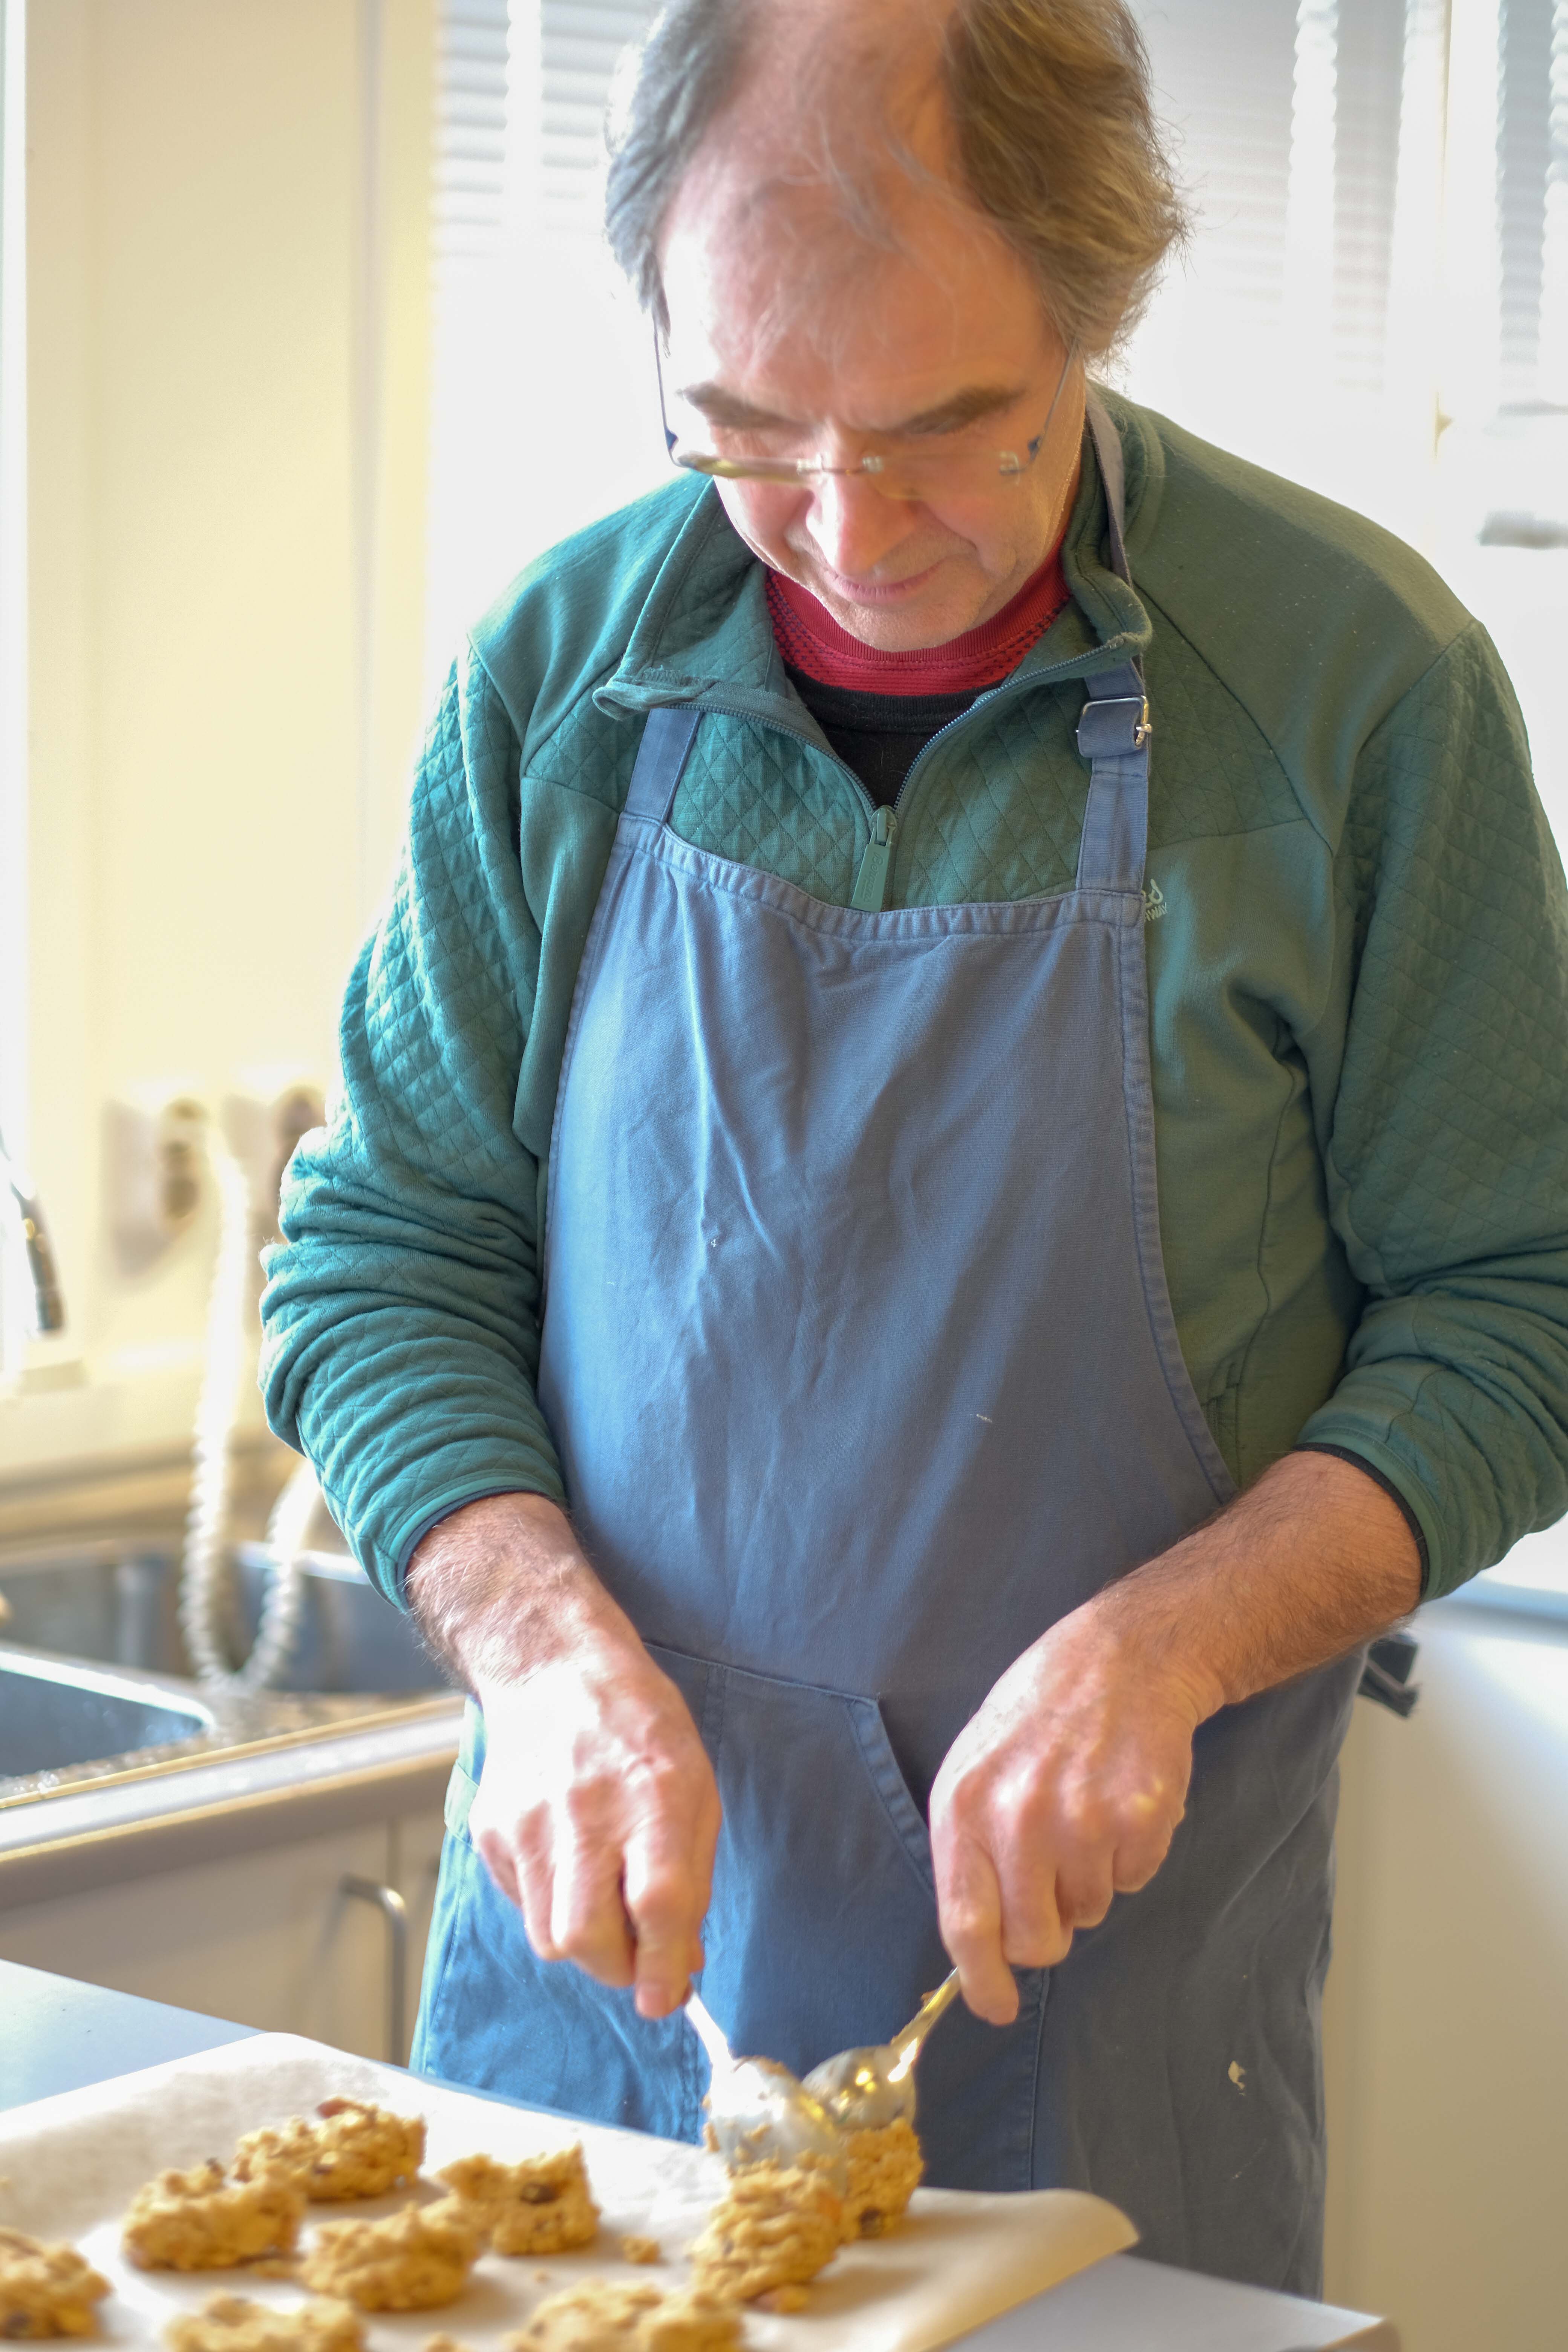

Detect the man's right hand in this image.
[407,1493,720,2020]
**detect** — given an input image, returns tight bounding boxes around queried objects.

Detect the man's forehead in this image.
[660,191,1048,417]
[662,142,1043,371]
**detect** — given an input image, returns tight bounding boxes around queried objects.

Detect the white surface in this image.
[967,2252,1398,2350]
[1323,1605,1568,2351]
[0,2034,1136,2352]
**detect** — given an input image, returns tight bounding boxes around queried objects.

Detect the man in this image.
[261,0,1568,2299]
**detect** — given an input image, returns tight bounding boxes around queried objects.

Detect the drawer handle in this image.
[341,1874,409,2065]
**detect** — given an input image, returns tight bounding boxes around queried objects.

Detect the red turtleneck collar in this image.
[766,543,1071,697]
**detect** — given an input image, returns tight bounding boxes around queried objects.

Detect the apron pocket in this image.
[659,1651,1038,2190]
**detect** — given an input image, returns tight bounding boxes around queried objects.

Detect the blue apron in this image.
[413,404,1360,2298]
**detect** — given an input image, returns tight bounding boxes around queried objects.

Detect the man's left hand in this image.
[928,1449,1423,2024]
[928,1601,1216,2024]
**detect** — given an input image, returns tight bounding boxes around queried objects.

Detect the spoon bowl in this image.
[804,1970,963,2134]
[684,1993,847,2187]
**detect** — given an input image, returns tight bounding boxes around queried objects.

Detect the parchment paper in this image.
[0,2032,1136,2350]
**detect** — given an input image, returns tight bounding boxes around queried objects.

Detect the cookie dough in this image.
[436,2146,599,2256]
[123,2162,306,2272]
[506,2280,742,2352]
[844,2118,923,2237]
[620,2237,661,2266]
[688,2161,843,2303]
[234,2099,426,2203]
[164,2292,364,2350]
[299,2195,479,2311]
[0,2226,110,2339]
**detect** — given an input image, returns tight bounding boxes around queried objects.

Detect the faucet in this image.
[0,1124,66,1342]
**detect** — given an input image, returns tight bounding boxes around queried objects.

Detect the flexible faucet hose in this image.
[179,1135,309,1690]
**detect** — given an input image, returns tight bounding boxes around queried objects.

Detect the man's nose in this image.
[801,471,915,582]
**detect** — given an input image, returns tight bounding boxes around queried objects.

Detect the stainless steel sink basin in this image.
[0,1646,214,1782]
[0,1543,448,1695]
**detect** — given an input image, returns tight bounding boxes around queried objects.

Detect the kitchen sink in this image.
[0,1543,448,1695]
[0,1646,214,1782]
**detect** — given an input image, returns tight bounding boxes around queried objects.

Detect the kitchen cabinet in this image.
[0,1802,448,2066]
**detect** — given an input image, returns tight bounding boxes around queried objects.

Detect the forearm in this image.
[1095,1449,1422,1722]
[931,1449,1422,2016]
[407,1491,642,1697]
[410,1490,718,2017]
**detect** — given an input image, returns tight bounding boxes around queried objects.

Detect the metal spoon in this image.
[684,1991,847,2185]
[803,1969,963,2131]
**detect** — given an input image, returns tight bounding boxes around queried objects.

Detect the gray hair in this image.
[604,0,1188,361]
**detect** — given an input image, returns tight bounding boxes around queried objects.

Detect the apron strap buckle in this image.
[1076,696,1152,760]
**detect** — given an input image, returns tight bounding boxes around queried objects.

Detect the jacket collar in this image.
[596,388,1157,729]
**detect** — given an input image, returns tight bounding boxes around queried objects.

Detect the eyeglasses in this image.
[655,338,1080,502]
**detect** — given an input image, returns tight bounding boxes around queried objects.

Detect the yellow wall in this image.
[6,0,433,1502]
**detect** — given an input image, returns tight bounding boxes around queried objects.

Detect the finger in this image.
[936,1835,1019,2026]
[472,1824,524,1915]
[997,1853,1072,1971]
[1053,1856,1115,1935]
[548,1835,637,1987]
[630,1787,719,2013]
[512,1841,563,1961]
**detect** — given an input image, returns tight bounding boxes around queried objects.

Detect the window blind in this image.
[425,0,663,694]
[433,0,508,264]
[541,3,659,234]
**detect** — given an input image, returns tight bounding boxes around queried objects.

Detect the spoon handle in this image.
[684,1989,733,2075]
[889,1968,962,2066]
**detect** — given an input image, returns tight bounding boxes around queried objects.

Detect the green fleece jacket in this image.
[260,391,1568,1605]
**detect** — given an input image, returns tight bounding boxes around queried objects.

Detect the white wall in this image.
[3,0,434,1506]
[1324,1603,1568,2350]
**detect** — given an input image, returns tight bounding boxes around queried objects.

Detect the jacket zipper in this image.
[851,805,897,910]
[692,652,1112,914]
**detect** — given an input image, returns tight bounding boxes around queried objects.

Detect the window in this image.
[425,0,665,703]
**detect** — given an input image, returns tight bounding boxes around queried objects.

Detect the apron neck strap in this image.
[1074,395,1150,896]
[624,704,703,825]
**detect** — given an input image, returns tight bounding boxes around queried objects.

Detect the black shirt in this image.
[786,666,980,807]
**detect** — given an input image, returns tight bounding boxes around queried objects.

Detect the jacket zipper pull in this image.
[851,805,897,911]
